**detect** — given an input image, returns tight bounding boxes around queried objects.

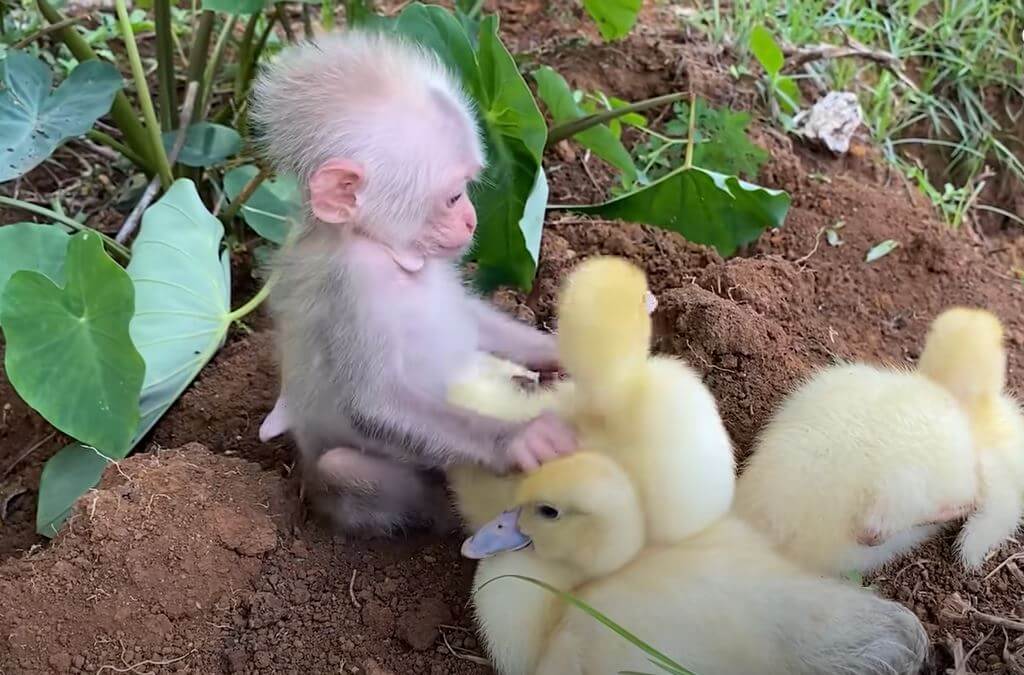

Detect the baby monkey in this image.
[250,31,576,533]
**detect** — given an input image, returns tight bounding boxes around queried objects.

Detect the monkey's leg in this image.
[313,447,455,534]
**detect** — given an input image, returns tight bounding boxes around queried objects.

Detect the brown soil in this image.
[4,3,1024,673]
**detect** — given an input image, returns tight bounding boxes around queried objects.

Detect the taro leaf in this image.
[568,167,790,256]
[390,6,547,290]
[33,180,232,538]
[582,0,642,41]
[750,25,784,76]
[0,223,71,315]
[161,122,242,167]
[533,66,637,182]
[865,239,899,263]
[0,51,123,182]
[128,179,231,446]
[36,442,110,536]
[224,165,300,244]
[202,0,264,12]
[1,231,145,454]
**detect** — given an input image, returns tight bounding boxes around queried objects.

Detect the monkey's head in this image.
[251,31,486,260]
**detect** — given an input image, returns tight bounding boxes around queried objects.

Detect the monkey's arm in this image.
[470,298,559,370]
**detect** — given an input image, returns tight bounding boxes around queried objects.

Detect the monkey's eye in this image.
[535,504,561,520]
[447,193,463,208]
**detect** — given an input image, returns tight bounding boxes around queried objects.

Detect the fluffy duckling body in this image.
[449,256,735,544]
[461,453,928,675]
[735,308,1024,573]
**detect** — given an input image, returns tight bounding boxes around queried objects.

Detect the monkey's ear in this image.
[309,158,365,224]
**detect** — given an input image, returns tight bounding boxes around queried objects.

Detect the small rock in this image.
[361,600,396,635]
[398,596,453,651]
[49,653,72,671]
[254,651,271,668]
[225,648,247,673]
[363,658,396,675]
[248,592,288,629]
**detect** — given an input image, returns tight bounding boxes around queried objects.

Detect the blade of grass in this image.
[0,196,130,260]
[115,0,173,188]
[201,14,237,118]
[187,10,216,121]
[546,92,688,146]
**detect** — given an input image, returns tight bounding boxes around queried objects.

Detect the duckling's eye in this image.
[535,504,561,520]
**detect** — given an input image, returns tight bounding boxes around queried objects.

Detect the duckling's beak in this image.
[460,509,532,559]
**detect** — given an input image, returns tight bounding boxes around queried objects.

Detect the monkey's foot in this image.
[921,502,976,526]
[856,527,886,547]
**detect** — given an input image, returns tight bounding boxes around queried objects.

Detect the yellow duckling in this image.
[461,452,928,675]
[449,256,735,544]
[735,307,1024,574]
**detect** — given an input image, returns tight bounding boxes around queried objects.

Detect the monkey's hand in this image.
[507,412,577,471]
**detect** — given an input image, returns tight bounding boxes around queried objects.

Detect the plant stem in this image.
[86,129,149,168]
[233,13,260,105]
[202,14,236,118]
[187,10,215,121]
[465,0,484,19]
[274,3,296,42]
[0,196,131,260]
[12,15,84,49]
[35,0,155,173]
[683,92,697,169]
[301,2,313,39]
[154,0,178,130]
[115,0,174,188]
[226,269,277,322]
[546,91,689,147]
[321,0,334,30]
[220,165,271,223]
[246,12,278,89]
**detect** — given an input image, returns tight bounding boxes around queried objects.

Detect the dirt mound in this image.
[0,444,486,674]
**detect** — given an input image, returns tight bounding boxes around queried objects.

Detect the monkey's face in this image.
[417,174,478,259]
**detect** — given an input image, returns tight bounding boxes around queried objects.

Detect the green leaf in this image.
[865,239,899,263]
[533,67,637,182]
[0,51,123,182]
[390,5,548,290]
[582,0,642,41]
[223,165,300,244]
[749,25,784,76]
[0,223,71,315]
[1,231,145,453]
[128,179,231,447]
[775,76,801,113]
[36,442,109,537]
[568,167,790,257]
[161,122,242,167]
[202,0,264,13]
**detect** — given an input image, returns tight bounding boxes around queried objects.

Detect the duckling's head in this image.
[557,256,655,390]
[918,306,1006,408]
[461,452,645,579]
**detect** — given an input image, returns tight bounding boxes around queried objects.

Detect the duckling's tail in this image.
[772,577,929,674]
[918,307,1006,407]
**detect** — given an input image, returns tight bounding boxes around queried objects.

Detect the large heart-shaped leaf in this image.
[568,167,790,256]
[1,231,145,453]
[0,223,71,316]
[128,179,231,444]
[582,0,641,41]
[389,5,547,291]
[35,180,233,537]
[533,66,637,182]
[36,442,110,537]
[161,122,242,167]
[223,165,300,244]
[0,51,123,182]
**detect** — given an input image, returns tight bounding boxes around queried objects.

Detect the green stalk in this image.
[201,14,236,118]
[244,12,278,91]
[233,13,260,105]
[35,0,155,172]
[86,129,149,168]
[683,92,697,169]
[187,10,216,121]
[115,0,173,188]
[226,268,277,322]
[220,165,270,223]
[154,0,178,130]
[546,91,689,147]
[0,196,131,261]
[301,2,313,39]
[321,0,334,30]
